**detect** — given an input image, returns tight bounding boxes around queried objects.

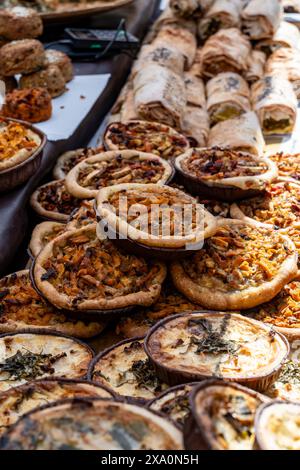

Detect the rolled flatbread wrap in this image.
[256,21,300,56]
[153,25,197,69]
[198,0,243,43]
[189,48,203,78]
[181,105,209,147]
[133,63,186,129]
[283,0,300,13]
[170,0,202,18]
[244,50,266,84]
[133,43,185,77]
[200,28,251,79]
[241,0,282,40]
[206,72,251,125]
[266,47,300,98]
[208,111,265,156]
[184,72,206,108]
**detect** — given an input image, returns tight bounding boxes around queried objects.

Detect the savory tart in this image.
[0,270,106,338]
[0,330,93,392]
[0,378,114,436]
[52,146,105,180]
[0,398,183,450]
[89,338,168,402]
[66,200,96,230]
[30,179,81,222]
[266,360,300,402]
[96,183,217,254]
[174,147,277,201]
[145,312,289,390]
[231,182,300,230]
[33,224,166,313]
[0,118,41,171]
[269,152,300,183]
[116,282,202,338]
[248,280,300,341]
[184,380,268,450]
[103,121,190,159]
[65,150,174,199]
[29,221,66,257]
[255,401,300,450]
[171,220,298,310]
[148,383,196,429]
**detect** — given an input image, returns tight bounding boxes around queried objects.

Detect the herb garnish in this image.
[189,315,238,355]
[130,359,162,392]
[0,350,67,381]
[277,360,300,385]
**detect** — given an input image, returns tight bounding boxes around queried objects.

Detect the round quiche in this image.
[89,337,168,402]
[255,401,300,450]
[145,312,289,391]
[30,179,81,222]
[0,118,42,171]
[231,181,300,230]
[29,221,66,258]
[0,330,93,392]
[0,378,114,436]
[103,120,190,160]
[33,224,166,313]
[53,146,104,180]
[174,147,278,201]
[170,220,298,311]
[65,150,174,199]
[185,380,268,450]
[0,270,106,338]
[96,183,217,253]
[0,398,183,450]
[269,152,300,183]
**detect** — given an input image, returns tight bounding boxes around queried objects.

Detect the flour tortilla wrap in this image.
[256,21,300,56]
[206,72,251,125]
[133,63,186,129]
[153,25,197,70]
[181,105,209,147]
[266,47,300,99]
[198,0,243,43]
[133,43,185,78]
[251,75,297,135]
[242,0,282,40]
[189,49,203,78]
[148,8,197,40]
[208,111,265,156]
[200,28,251,79]
[170,0,202,18]
[184,72,206,108]
[244,50,266,84]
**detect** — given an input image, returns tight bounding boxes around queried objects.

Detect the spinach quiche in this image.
[270,152,300,184]
[0,378,114,436]
[255,401,300,450]
[174,147,277,202]
[65,150,173,199]
[248,280,300,341]
[33,224,166,313]
[266,360,300,402]
[148,383,196,429]
[96,183,217,253]
[89,338,168,402]
[0,398,183,450]
[185,380,268,450]
[0,330,93,392]
[103,121,189,160]
[30,179,81,222]
[171,220,298,311]
[29,221,66,257]
[0,118,41,171]
[53,147,104,180]
[145,312,289,390]
[231,182,300,230]
[0,270,106,338]
[66,200,96,230]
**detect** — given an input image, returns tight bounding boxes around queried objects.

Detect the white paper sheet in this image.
[35,74,110,141]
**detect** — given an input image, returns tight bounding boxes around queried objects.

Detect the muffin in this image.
[1,88,52,123]
[0,39,45,76]
[20,65,66,98]
[44,50,73,82]
[0,7,43,40]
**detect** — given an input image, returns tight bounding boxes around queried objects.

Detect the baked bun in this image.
[1,88,52,123]
[44,50,73,82]
[20,65,66,98]
[0,39,45,76]
[0,7,43,40]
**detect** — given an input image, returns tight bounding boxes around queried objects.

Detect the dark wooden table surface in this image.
[0,0,160,276]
